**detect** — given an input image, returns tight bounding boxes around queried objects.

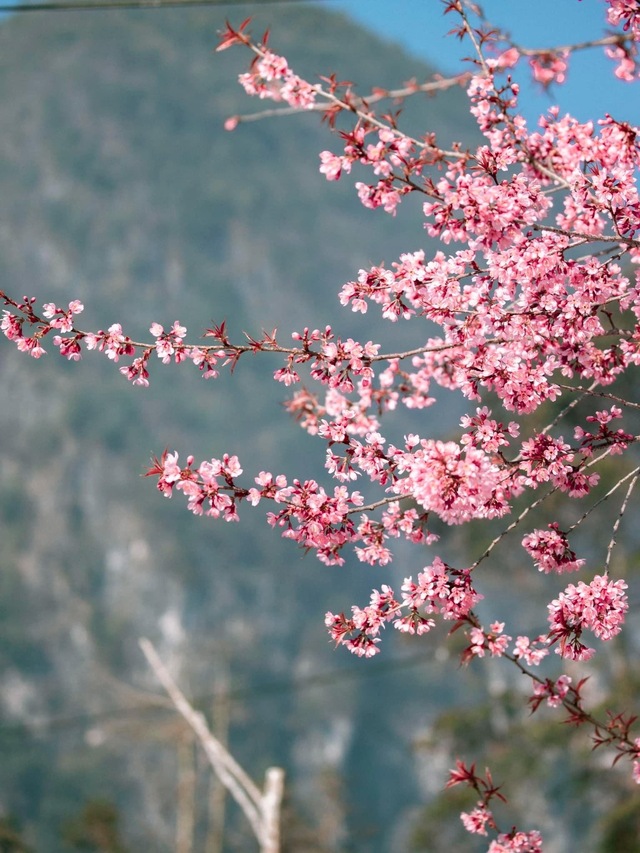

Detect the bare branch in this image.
[139,638,267,846]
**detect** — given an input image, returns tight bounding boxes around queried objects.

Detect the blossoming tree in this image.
[2,0,640,848]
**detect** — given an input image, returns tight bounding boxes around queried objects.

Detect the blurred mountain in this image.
[2,5,631,853]
[0,5,483,850]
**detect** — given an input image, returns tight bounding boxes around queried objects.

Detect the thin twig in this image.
[470,485,558,571]
[529,221,640,249]
[556,384,640,411]
[515,34,630,57]
[605,470,639,571]
[566,466,640,537]
[540,384,594,436]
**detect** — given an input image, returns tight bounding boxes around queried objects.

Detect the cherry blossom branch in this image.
[470,437,635,573]
[8,287,639,399]
[225,73,472,127]
[566,466,640,541]
[4,1,640,832]
[448,641,639,846]
[465,0,635,58]
[218,22,464,158]
[503,649,633,744]
[540,384,595,436]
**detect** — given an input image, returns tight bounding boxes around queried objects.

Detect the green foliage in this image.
[0,816,31,853]
[62,800,128,853]
[598,792,640,853]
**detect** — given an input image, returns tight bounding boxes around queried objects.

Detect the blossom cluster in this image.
[325,559,485,657]
[238,49,317,109]
[547,573,628,660]
[1,297,84,359]
[521,524,585,574]
[393,438,512,523]
[150,450,244,520]
[529,674,573,710]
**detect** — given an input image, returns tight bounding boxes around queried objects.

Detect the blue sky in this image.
[322,0,638,127]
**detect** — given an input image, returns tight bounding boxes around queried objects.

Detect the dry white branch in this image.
[139,637,285,852]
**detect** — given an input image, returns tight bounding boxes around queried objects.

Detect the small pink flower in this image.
[605,45,637,81]
[529,52,569,87]
[496,47,520,69]
[460,802,492,836]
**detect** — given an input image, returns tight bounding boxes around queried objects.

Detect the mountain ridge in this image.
[0,5,481,850]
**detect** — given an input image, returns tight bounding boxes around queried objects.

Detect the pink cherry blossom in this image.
[512,635,550,667]
[531,674,572,709]
[606,0,640,38]
[1,311,23,341]
[488,830,543,853]
[394,439,509,524]
[529,52,569,87]
[461,802,492,835]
